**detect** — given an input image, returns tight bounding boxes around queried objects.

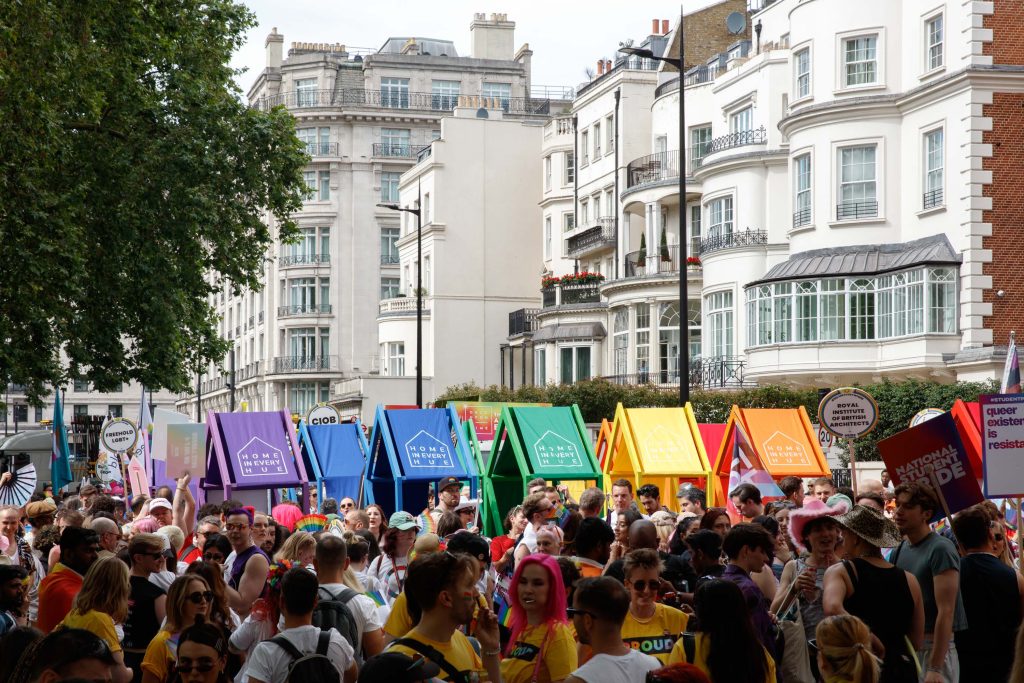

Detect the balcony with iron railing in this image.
[416,145,432,163]
[277,303,333,317]
[304,142,339,157]
[271,355,338,373]
[691,126,768,169]
[576,55,661,98]
[625,150,680,191]
[540,282,603,308]
[280,253,330,267]
[566,218,615,259]
[508,308,540,336]
[792,206,811,229]
[623,244,683,278]
[252,88,557,116]
[372,142,418,159]
[836,200,878,221]
[699,229,768,256]
[601,355,748,389]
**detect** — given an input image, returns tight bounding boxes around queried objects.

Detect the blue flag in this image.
[51,389,73,492]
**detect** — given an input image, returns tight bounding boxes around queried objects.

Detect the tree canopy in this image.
[0,0,307,403]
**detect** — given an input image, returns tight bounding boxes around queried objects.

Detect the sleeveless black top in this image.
[842,558,916,683]
[956,553,1020,681]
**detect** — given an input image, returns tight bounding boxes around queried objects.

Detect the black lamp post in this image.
[620,6,688,405]
[378,182,424,408]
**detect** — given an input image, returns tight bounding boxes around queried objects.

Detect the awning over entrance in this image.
[531,322,607,342]
[750,234,961,286]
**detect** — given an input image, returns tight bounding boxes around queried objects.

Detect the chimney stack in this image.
[265,27,284,69]
[652,18,660,35]
[606,59,612,72]
[662,19,670,35]
[597,59,605,76]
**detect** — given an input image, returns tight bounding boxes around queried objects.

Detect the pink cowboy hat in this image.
[787,497,849,553]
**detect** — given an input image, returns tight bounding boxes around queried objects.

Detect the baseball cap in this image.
[149,497,172,511]
[437,476,462,492]
[389,511,422,531]
[359,652,440,682]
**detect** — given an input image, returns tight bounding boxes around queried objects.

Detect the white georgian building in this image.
[512,0,1021,391]
[175,15,570,419]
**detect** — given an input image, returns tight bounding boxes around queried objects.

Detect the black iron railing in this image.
[280,254,329,267]
[684,63,719,86]
[271,355,338,373]
[566,218,615,258]
[836,200,878,220]
[793,206,811,228]
[923,188,943,210]
[699,229,768,256]
[576,55,661,97]
[600,356,747,389]
[380,254,400,265]
[626,151,680,189]
[372,143,415,158]
[560,283,602,305]
[277,304,332,317]
[704,126,767,155]
[304,142,339,157]
[541,283,602,307]
[252,88,556,116]
[624,244,681,277]
[417,145,433,163]
[508,308,540,336]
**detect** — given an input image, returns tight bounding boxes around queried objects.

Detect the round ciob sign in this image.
[910,408,945,428]
[101,417,138,453]
[306,403,340,427]
[818,388,879,440]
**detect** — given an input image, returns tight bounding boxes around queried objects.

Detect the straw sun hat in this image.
[832,504,903,549]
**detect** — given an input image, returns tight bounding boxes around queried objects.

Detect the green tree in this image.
[659,225,671,261]
[637,232,647,263]
[0,0,308,403]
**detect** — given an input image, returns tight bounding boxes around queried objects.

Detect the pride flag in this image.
[726,418,784,523]
[364,590,386,607]
[1002,333,1021,394]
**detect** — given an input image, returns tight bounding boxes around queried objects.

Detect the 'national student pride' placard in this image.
[877,411,983,517]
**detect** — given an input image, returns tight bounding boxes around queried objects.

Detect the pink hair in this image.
[271,503,303,532]
[132,516,159,533]
[505,553,568,655]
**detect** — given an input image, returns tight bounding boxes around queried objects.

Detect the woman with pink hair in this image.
[501,553,577,682]
[270,502,303,532]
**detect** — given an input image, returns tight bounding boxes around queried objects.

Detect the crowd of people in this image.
[0,470,1022,682]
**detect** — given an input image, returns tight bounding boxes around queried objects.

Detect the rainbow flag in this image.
[555,503,573,529]
[497,597,514,627]
[364,590,386,607]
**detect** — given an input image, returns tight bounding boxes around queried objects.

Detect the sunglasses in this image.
[631,580,661,593]
[187,591,214,604]
[176,659,218,674]
[203,554,224,563]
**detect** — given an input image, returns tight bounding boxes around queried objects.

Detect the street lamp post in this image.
[620,6,688,405]
[378,181,424,408]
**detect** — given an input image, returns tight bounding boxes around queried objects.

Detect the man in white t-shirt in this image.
[314,534,385,659]
[565,576,660,683]
[246,567,357,683]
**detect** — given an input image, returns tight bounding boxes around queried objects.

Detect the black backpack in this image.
[311,585,362,661]
[269,631,338,683]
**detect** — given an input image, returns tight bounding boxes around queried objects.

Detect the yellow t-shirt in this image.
[389,628,487,682]
[620,602,689,664]
[499,621,577,683]
[384,591,490,639]
[60,609,121,653]
[141,629,177,682]
[384,591,414,638]
[667,631,777,683]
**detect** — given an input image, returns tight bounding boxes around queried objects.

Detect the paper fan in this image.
[0,463,36,508]
[295,514,327,533]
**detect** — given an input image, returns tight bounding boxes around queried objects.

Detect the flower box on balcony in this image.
[559,271,605,286]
